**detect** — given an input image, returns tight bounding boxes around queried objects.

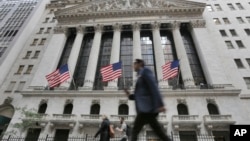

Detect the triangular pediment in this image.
[55,0,206,22]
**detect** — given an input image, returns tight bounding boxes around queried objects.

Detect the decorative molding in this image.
[112,23,122,31]
[92,99,100,104]
[76,25,85,33]
[206,98,216,104]
[40,99,48,104]
[132,22,141,31]
[119,99,128,105]
[4,97,13,104]
[177,98,186,104]
[54,26,68,35]
[171,21,181,30]
[151,21,161,30]
[94,24,103,32]
[65,99,73,104]
[190,20,206,28]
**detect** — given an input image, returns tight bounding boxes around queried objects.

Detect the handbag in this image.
[109,125,115,138]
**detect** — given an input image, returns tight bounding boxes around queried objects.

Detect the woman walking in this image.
[94,115,111,141]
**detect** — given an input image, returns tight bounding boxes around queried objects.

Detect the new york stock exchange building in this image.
[1,0,250,141]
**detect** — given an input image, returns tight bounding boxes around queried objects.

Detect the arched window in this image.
[63,104,73,114]
[38,103,47,114]
[90,104,100,115]
[177,104,189,115]
[118,104,129,115]
[207,103,220,115]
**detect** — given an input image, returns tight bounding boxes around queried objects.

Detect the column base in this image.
[78,86,93,91]
[104,86,118,91]
[29,86,45,91]
[159,85,172,90]
[54,86,68,91]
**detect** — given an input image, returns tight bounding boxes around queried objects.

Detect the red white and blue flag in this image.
[46,64,70,88]
[162,60,179,80]
[101,62,122,82]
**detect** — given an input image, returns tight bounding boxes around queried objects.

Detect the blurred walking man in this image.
[124,59,172,141]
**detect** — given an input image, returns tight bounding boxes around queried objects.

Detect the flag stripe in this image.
[45,64,70,88]
[162,60,179,80]
[101,62,122,82]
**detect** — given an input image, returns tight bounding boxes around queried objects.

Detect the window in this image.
[213,18,221,25]
[177,104,189,115]
[213,131,230,141]
[236,40,245,48]
[234,59,244,68]
[51,17,56,23]
[25,129,41,141]
[43,17,49,23]
[225,41,234,49]
[0,47,7,57]
[45,27,52,33]
[90,104,100,115]
[39,38,46,45]
[214,4,222,11]
[54,129,69,141]
[206,5,213,12]
[219,30,227,37]
[15,81,25,92]
[38,103,47,114]
[207,103,220,115]
[33,51,40,58]
[244,77,250,89]
[244,29,250,36]
[179,131,197,141]
[236,17,245,24]
[227,3,235,10]
[49,9,54,14]
[37,28,44,34]
[63,103,73,114]
[25,65,33,74]
[229,29,237,36]
[6,81,16,92]
[246,59,250,67]
[16,65,24,74]
[23,51,31,59]
[222,18,230,24]
[246,17,250,23]
[31,39,38,46]
[236,3,244,10]
[118,104,129,115]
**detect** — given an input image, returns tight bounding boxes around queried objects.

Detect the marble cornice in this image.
[21,89,241,97]
[56,8,204,22]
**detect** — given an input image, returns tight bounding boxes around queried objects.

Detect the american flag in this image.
[162,60,179,80]
[46,64,70,88]
[100,62,122,82]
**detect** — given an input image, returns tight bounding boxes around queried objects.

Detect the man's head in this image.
[120,117,125,124]
[133,59,145,72]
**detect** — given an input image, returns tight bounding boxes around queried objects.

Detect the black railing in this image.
[0,133,218,141]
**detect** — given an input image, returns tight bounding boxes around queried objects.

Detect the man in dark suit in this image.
[124,59,171,141]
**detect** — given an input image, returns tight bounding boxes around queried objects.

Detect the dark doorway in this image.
[25,128,41,141]
[54,129,70,141]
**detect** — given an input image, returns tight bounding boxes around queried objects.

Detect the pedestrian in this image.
[94,115,111,141]
[115,117,128,141]
[124,59,172,141]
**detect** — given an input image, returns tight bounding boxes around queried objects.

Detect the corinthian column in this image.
[60,26,85,89]
[151,22,169,88]
[81,24,103,91]
[171,22,195,87]
[30,26,69,89]
[132,22,142,86]
[106,23,122,91]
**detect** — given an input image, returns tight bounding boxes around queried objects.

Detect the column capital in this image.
[170,21,181,30]
[151,21,161,30]
[132,22,141,31]
[54,26,69,35]
[76,25,85,34]
[94,24,103,32]
[190,20,206,28]
[112,23,122,31]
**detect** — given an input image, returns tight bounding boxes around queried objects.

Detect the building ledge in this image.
[203,115,235,126]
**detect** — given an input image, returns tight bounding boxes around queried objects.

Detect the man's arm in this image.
[142,68,165,112]
[124,88,135,100]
